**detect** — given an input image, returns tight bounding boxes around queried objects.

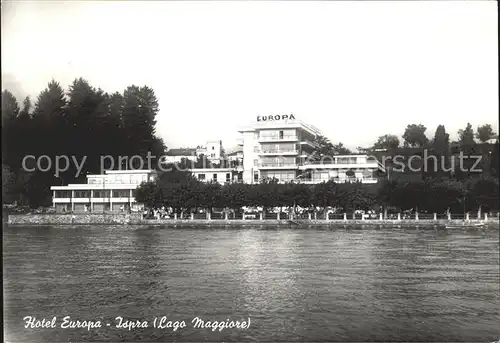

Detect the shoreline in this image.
[6,213,499,228]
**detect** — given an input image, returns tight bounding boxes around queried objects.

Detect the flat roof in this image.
[238,119,323,136]
[190,168,236,172]
[51,184,142,190]
[104,169,155,174]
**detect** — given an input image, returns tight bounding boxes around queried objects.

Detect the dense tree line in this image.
[369,122,497,151]
[135,167,499,216]
[366,122,499,179]
[2,79,165,207]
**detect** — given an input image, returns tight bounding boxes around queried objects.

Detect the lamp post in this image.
[461,195,467,219]
[103,175,106,214]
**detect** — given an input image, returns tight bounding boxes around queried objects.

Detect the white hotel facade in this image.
[190,115,383,183]
[51,170,156,213]
[51,115,383,211]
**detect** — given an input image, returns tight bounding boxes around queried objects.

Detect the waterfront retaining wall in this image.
[6,213,499,227]
[140,218,499,227]
[7,213,143,225]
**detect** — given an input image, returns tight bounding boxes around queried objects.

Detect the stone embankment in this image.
[6,213,500,228]
[7,213,142,225]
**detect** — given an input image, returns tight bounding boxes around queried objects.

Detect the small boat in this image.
[445,222,485,229]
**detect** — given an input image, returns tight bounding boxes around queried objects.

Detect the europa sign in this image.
[257,114,296,122]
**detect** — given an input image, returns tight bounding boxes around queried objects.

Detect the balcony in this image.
[259,163,298,169]
[300,159,381,170]
[300,139,319,148]
[297,177,379,184]
[258,149,299,156]
[258,135,299,143]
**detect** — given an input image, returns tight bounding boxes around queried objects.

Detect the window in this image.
[254,172,259,182]
[113,190,130,198]
[279,130,284,139]
[253,159,258,166]
[198,174,206,180]
[212,146,215,150]
[226,173,231,182]
[55,190,71,198]
[93,190,111,198]
[211,153,215,158]
[213,174,218,181]
[74,191,90,198]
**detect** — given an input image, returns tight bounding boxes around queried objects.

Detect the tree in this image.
[121,85,164,162]
[336,182,375,213]
[134,181,162,208]
[313,135,353,156]
[19,96,32,119]
[372,134,400,150]
[458,123,475,147]
[403,124,429,148]
[1,90,20,127]
[65,78,109,178]
[432,125,450,155]
[425,180,465,213]
[428,125,451,177]
[31,80,67,158]
[2,90,21,170]
[467,177,499,213]
[312,135,335,157]
[218,182,252,215]
[331,142,352,155]
[476,124,496,143]
[312,181,339,211]
[491,140,499,176]
[377,179,400,216]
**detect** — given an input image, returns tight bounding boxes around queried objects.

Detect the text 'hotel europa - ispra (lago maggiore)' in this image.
[23,316,251,332]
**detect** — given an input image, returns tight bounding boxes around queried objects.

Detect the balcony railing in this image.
[258,135,299,141]
[303,159,378,165]
[300,139,319,148]
[259,149,299,154]
[260,163,298,168]
[298,177,378,183]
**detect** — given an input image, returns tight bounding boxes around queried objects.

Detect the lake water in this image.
[3,225,500,342]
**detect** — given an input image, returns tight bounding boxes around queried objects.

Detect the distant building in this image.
[196,140,224,164]
[50,169,156,213]
[226,146,244,169]
[163,148,198,164]
[190,168,242,184]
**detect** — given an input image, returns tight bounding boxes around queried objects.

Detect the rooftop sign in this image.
[257,114,296,122]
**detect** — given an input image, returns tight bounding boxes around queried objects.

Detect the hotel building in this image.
[50,170,156,213]
[237,114,383,184]
[238,114,321,183]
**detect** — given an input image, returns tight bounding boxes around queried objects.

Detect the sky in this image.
[2,1,498,152]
